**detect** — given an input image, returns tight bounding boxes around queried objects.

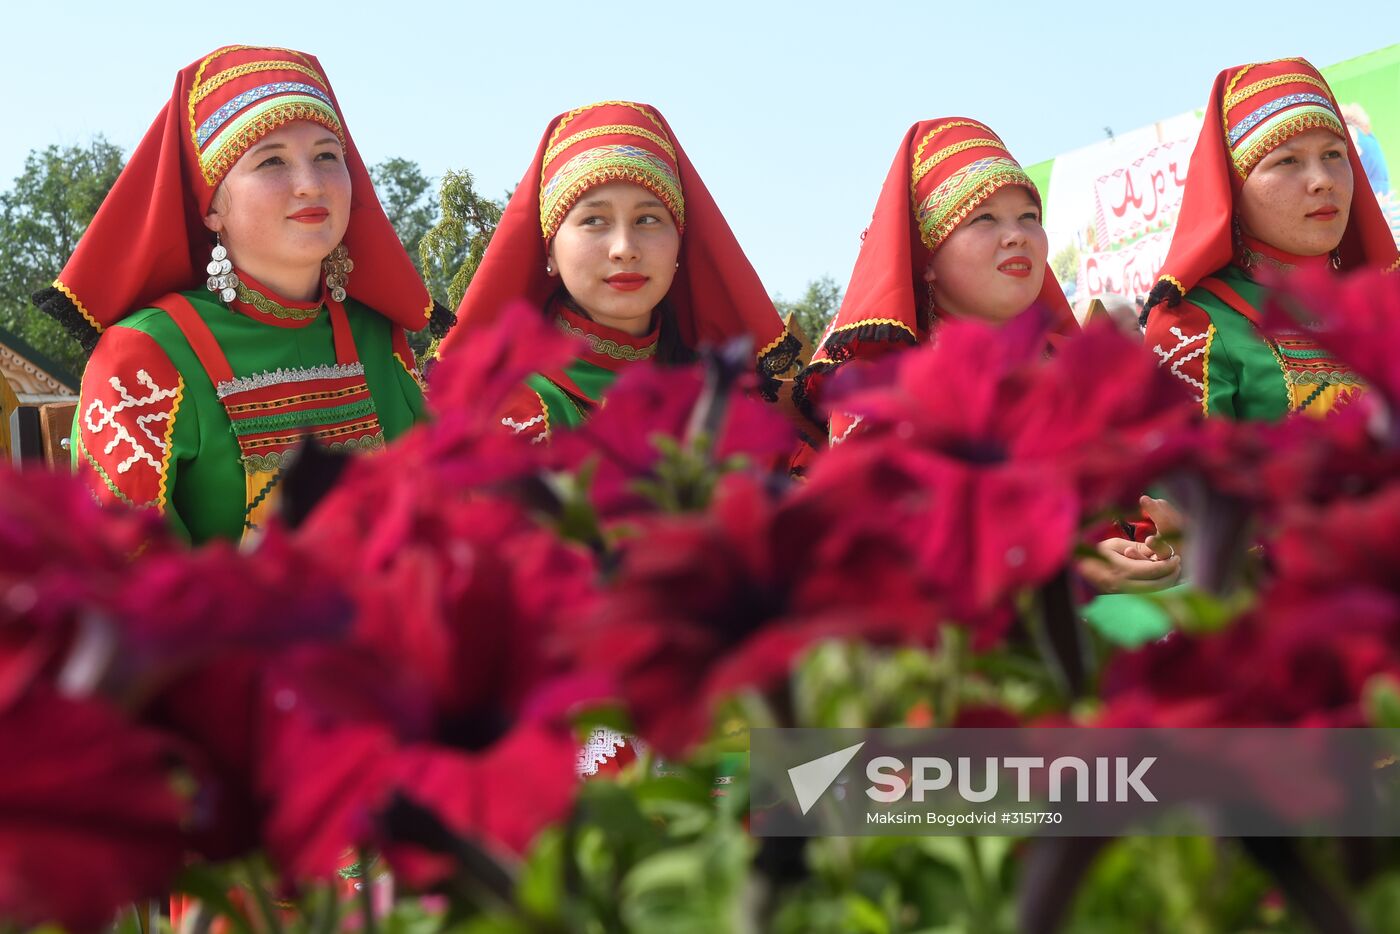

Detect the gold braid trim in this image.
[758,326,794,358]
[191,60,328,105]
[1158,274,1187,298]
[1233,110,1343,177]
[912,138,1007,188]
[188,46,317,160]
[1200,325,1215,418]
[394,352,425,392]
[912,120,987,169]
[235,283,321,321]
[1384,256,1400,274]
[52,279,103,333]
[544,125,677,169]
[1224,73,1332,112]
[547,101,669,154]
[155,377,184,514]
[821,317,917,339]
[556,316,656,361]
[1220,57,1310,138]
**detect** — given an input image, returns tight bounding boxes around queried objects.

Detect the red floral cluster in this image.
[4,270,1399,928]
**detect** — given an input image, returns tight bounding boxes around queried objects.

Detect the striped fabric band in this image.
[915,156,1034,252]
[539,144,685,238]
[1228,93,1339,146]
[196,82,335,147]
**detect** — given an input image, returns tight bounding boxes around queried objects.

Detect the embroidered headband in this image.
[910,120,1039,253]
[188,47,346,189]
[1222,61,1345,177]
[538,101,685,239]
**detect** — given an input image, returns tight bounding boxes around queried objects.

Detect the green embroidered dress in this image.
[1146,253,1364,420]
[73,276,425,544]
[497,300,659,442]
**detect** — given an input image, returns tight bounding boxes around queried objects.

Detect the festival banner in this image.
[1028,44,1400,313]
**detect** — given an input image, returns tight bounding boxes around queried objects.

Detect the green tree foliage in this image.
[0,138,125,379]
[419,168,504,313]
[1050,240,1082,288]
[773,275,842,355]
[370,157,437,271]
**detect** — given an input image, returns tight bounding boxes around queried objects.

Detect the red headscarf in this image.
[798,118,1076,420]
[1144,57,1399,314]
[437,100,797,392]
[35,45,432,349]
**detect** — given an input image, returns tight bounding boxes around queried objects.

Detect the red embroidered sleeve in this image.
[1145,302,1212,406]
[75,327,183,511]
[828,410,867,447]
[496,384,550,444]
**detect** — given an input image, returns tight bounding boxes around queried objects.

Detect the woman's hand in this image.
[1078,537,1182,594]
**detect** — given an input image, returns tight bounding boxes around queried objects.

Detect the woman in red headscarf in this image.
[34,46,438,545]
[796,118,1079,444]
[798,118,1179,593]
[435,100,798,443]
[1143,57,1399,420]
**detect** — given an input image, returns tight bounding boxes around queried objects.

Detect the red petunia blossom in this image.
[0,463,169,708]
[1271,482,1400,596]
[814,311,1196,630]
[570,473,942,756]
[546,356,797,517]
[261,477,600,884]
[0,688,189,933]
[1099,587,1400,729]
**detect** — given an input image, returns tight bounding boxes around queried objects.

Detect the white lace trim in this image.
[576,728,649,777]
[216,363,365,399]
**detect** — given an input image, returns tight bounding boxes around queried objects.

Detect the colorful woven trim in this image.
[546,101,670,156]
[914,156,1035,252]
[214,364,383,472]
[1229,97,1344,176]
[544,124,677,170]
[187,47,345,187]
[540,144,685,238]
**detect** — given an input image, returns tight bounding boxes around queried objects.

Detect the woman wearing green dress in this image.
[36,45,434,544]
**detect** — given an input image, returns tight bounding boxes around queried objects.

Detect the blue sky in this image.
[3,1,1394,299]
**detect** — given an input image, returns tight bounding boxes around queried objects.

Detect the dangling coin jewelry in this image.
[205,239,239,304]
[322,243,353,303]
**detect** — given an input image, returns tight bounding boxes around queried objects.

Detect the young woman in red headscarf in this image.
[34,46,438,545]
[434,101,795,781]
[435,100,798,444]
[797,118,1180,594]
[1143,57,1399,420]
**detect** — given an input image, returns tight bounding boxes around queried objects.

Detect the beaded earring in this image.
[323,243,353,302]
[205,234,238,304]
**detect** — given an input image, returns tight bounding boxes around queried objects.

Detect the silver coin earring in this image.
[323,243,353,302]
[205,234,238,304]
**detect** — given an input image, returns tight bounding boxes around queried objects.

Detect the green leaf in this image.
[1082,594,1173,647]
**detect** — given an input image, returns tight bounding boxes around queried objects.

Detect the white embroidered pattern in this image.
[831,413,864,446]
[1152,327,1208,398]
[84,370,179,474]
[576,727,631,777]
[502,412,549,444]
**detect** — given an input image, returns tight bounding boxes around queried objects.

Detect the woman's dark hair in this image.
[654,298,697,365]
